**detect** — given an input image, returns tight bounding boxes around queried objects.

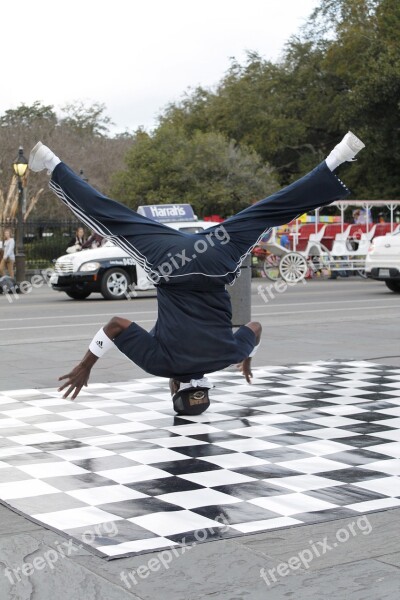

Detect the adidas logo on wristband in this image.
[89,328,113,358]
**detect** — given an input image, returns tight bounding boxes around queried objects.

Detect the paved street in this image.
[0,276,400,599]
[0,277,399,390]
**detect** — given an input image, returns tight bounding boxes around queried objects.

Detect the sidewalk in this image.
[1,502,399,599]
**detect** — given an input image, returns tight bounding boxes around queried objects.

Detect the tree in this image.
[161,54,285,170]
[0,101,132,219]
[158,0,400,197]
[60,101,114,136]
[301,0,400,196]
[0,176,43,221]
[0,101,57,127]
[111,124,278,216]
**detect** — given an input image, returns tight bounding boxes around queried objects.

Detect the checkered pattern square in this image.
[0,360,399,559]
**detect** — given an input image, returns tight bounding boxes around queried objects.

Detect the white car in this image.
[50,204,218,300]
[365,229,400,293]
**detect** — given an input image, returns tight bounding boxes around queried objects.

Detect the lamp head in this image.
[13,147,28,178]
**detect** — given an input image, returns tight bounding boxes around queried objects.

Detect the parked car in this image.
[50,204,218,300]
[365,229,400,293]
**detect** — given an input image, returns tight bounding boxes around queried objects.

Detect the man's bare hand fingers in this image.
[71,387,82,400]
[62,385,75,399]
[58,373,71,382]
[58,380,72,392]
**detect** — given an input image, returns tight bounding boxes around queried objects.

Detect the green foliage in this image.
[2,0,399,216]
[159,0,400,197]
[0,100,114,135]
[111,125,278,216]
[0,101,57,127]
[24,233,69,263]
[60,101,114,136]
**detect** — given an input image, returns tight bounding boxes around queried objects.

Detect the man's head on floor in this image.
[169,378,210,415]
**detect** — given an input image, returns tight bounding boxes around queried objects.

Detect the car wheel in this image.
[100,268,130,300]
[65,290,91,300]
[385,280,400,293]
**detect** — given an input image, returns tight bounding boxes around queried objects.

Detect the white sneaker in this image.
[29,141,60,173]
[332,131,365,163]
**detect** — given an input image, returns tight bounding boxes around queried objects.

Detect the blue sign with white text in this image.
[137,204,196,223]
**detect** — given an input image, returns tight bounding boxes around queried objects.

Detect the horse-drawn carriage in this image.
[253,200,400,283]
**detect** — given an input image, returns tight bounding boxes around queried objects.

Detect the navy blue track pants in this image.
[50,161,349,286]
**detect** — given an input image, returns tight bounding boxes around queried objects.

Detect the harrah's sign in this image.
[137,204,196,222]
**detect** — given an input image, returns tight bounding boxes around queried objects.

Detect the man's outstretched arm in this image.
[58,316,131,400]
[237,321,262,384]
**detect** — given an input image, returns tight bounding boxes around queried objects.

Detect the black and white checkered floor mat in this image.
[0,361,399,559]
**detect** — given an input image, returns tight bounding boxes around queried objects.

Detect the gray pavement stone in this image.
[189,559,400,600]
[0,505,41,536]
[72,539,270,600]
[236,508,400,572]
[25,528,92,558]
[376,552,400,568]
[0,532,142,600]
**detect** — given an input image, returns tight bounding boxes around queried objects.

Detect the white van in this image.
[50,205,218,300]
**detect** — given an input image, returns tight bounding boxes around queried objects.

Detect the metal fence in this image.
[1,219,82,269]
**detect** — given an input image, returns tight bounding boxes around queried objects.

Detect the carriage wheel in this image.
[263,254,281,281]
[279,252,308,283]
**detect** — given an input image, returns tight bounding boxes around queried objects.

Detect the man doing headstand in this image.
[28,132,364,415]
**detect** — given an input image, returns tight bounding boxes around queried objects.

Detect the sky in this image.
[1,0,318,134]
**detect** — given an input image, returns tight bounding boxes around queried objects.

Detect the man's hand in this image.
[57,319,129,401]
[237,357,253,384]
[58,363,91,400]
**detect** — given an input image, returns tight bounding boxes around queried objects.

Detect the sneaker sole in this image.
[347,131,365,152]
[28,141,43,170]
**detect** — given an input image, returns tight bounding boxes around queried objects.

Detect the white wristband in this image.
[88,328,114,358]
[249,343,260,358]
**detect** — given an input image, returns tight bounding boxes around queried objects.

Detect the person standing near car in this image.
[0,229,15,279]
[66,226,86,253]
[82,230,105,249]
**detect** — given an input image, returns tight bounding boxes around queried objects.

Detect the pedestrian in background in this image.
[82,231,105,249]
[66,226,86,253]
[279,228,291,249]
[0,228,15,278]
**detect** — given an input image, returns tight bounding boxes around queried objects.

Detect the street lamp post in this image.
[12,147,29,284]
